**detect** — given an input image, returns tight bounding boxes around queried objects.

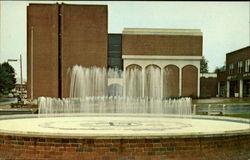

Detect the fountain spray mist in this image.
[38,65,192,115]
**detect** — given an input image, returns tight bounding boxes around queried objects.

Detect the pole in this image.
[20,54,23,99]
[31,27,34,99]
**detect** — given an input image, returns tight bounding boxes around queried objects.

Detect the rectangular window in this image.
[238,61,243,73]
[245,59,250,72]
[108,51,122,58]
[108,44,121,51]
[229,63,234,74]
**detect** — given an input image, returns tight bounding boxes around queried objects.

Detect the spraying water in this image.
[38,65,192,115]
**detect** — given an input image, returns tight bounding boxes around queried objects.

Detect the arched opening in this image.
[125,64,142,97]
[145,64,161,98]
[126,64,142,70]
[164,65,179,98]
[182,65,198,97]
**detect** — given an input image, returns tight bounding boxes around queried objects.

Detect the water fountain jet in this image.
[38,65,192,116]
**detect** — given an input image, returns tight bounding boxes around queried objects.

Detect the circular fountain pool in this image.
[0,114,249,159]
[0,113,249,137]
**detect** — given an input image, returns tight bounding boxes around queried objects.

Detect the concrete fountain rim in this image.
[0,113,249,139]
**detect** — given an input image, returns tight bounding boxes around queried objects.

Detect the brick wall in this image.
[61,4,108,98]
[0,134,249,160]
[164,65,179,97]
[122,35,202,56]
[182,65,198,97]
[217,71,227,82]
[27,4,108,98]
[200,77,218,98]
[226,46,250,77]
[27,4,59,99]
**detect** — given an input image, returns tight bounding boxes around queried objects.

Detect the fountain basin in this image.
[0,114,249,159]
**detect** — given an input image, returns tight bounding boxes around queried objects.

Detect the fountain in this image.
[38,65,192,115]
[0,65,249,159]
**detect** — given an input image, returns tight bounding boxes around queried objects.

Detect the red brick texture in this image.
[0,134,249,160]
[122,35,202,56]
[164,65,179,98]
[27,4,59,99]
[61,4,108,98]
[27,4,108,99]
[200,77,218,98]
[182,65,198,97]
[226,46,250,79]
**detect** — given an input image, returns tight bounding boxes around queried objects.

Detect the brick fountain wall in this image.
[0,134,249,160]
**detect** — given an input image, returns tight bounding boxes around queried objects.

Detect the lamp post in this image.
[8,54,23,99]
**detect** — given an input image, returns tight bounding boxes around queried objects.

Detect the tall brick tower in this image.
[27,4,108,99]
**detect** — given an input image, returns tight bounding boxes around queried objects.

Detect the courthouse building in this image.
[27,3,203,99]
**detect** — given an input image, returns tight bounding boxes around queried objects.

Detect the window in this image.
[238,61,243,73]
[229,63,234,74]
[108,34,123,69]
[245,59,250,72]
[109,57,122,67]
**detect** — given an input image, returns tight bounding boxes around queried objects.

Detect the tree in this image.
[214,65,226,73]
[200,57,208,73]
[0,62,16,96]
[214,67,220,73]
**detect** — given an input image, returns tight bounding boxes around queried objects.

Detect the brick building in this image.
[218,46,250,97]
[27,4,107,99]
[122,28,203,98]
[27,4,203,99]
[27,4,59,99]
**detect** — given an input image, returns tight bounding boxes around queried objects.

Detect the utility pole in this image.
[8,54,23,100]
[20,54,23,99]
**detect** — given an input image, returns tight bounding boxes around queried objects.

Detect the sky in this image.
[0,1,249,81]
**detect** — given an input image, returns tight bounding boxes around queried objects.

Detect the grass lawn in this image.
[196,113,250,119]
[0,103,11,106]
[224,113,250,119]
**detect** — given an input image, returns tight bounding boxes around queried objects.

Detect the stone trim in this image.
[122,55,203,60]
[122,28,202,36]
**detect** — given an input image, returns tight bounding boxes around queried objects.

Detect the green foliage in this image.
[0,62,16,96]
[214,65,226,73]
[200,57,208,73]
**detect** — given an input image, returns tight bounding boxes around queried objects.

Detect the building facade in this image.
[27,4,203,99]
[218,46,250,97]
[122,28,203,98]
[27,4,59,99]
[27,4,108,99]
[60,4,108,98]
